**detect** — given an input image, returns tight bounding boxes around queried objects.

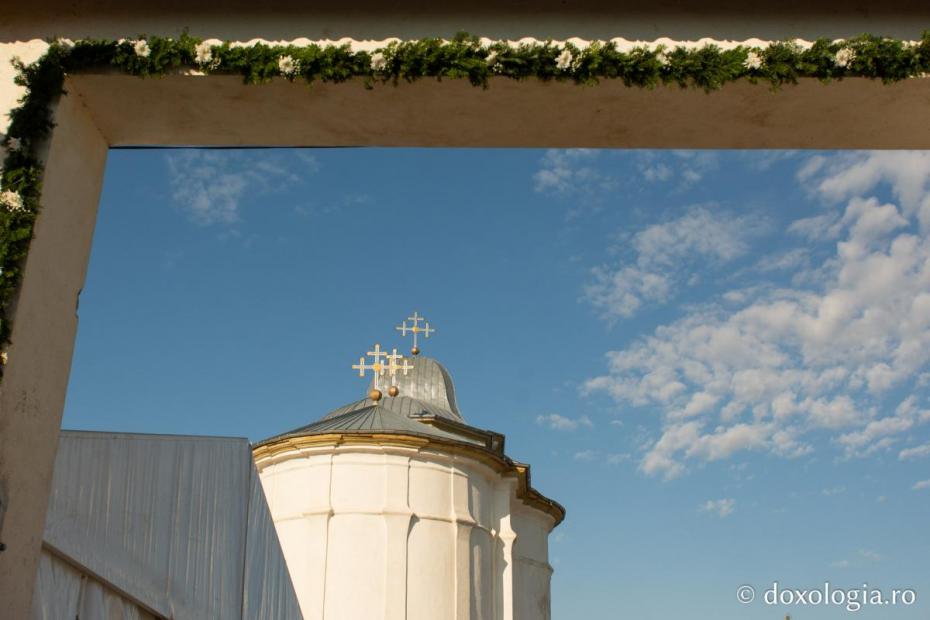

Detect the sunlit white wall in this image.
[256,443,557,620]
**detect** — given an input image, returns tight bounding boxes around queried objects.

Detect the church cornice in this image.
[251,431,565,525]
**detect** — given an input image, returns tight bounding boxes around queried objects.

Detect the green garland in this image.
[2,30,930,377]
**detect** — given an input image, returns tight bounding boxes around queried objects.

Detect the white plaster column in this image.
[451,457,475,619]
[493,480,518,620]
[0,88,108,618]
[383,452,411,620]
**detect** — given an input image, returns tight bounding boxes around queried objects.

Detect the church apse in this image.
[252,312,564,620]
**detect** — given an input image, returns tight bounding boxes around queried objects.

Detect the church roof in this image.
[251,354,565,525]
[256,402,486,447]
[254,357,481,448]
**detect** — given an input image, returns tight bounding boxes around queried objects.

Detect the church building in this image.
[31,315,564,619]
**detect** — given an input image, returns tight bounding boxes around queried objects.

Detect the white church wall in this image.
[325,514,387,618]
[244,469,306,620]
[407,517,456,619]
[511,506,556,620]
[257,441,555,620]
[36,431,303,620]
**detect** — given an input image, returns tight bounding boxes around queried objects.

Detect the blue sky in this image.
[64,148,930,618]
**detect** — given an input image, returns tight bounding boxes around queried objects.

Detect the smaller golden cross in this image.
[352,343,391,389]
[386,348,414,378]
[395,311,435,354]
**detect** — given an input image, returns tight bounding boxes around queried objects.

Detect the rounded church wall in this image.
[511,506,556,620]
[406,517,456,620]
[255,442,511,620]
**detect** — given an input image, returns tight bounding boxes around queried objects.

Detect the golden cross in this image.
[366,343,389,375]
[386,348,414,377]
[352,343,391,389]
[395,311,435,354]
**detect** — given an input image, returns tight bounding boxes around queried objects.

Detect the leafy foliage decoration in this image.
[2,31,930,377]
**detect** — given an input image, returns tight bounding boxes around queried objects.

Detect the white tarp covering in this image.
[31,549,157,620]
[35,431,302,620]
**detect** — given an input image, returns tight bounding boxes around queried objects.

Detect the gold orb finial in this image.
[411,345,420,356]
[388,385,400,397]
[369,388,383,402]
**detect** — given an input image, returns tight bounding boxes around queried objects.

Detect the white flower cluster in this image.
[278,55,299,76]
[655,50,669,66]
[370,51,387,72]
[133,40,151,58]
[486,49,504,74]
[556,48,574,71]
[835,47,856,68]
[5,137,22,152]
[195,42,213,66]
[1,190,24,212]
[744,50,763,70]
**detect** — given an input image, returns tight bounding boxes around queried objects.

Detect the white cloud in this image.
[700,498,736,517]
[585,151,930,477]
[573,449,599,461]
[535,413,593,431]
[755,248,810,273]
[913,479,930,490]
[789,212,842,241]
[585,205,766,320]
[899,443,930,460]
[804,151,930,231]
[166,150,317,225]
[836,401,917,458]
[740,150,802,172]
[533,149,613,195]
[858,549,882,562]
[830,549,882,568]
[606,452,632,464]
[637,151,719,188]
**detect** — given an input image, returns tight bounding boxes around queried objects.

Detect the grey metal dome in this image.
[254,357,467,448]
[374,356,461,420]
[317,356,462,423]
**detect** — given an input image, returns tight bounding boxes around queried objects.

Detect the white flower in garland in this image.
[0,351,7,366]
[486,50,499,66]
[743,50,764,70]
[278,55,299,76]
[55,38,75,50]
[6,137,22,152]
[370,51,387,72]
[556,48,574,71]
[195,42,214,66]
[835,47,856,68]
[1,190,24,212]
[655,50,669,66]
[133,40,151,58]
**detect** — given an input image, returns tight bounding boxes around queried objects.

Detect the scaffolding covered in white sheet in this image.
[32,431,302,620]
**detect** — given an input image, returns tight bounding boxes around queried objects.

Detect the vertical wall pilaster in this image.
[384,453,411,620]
[493,481,517,620]
[451,457,474,619]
